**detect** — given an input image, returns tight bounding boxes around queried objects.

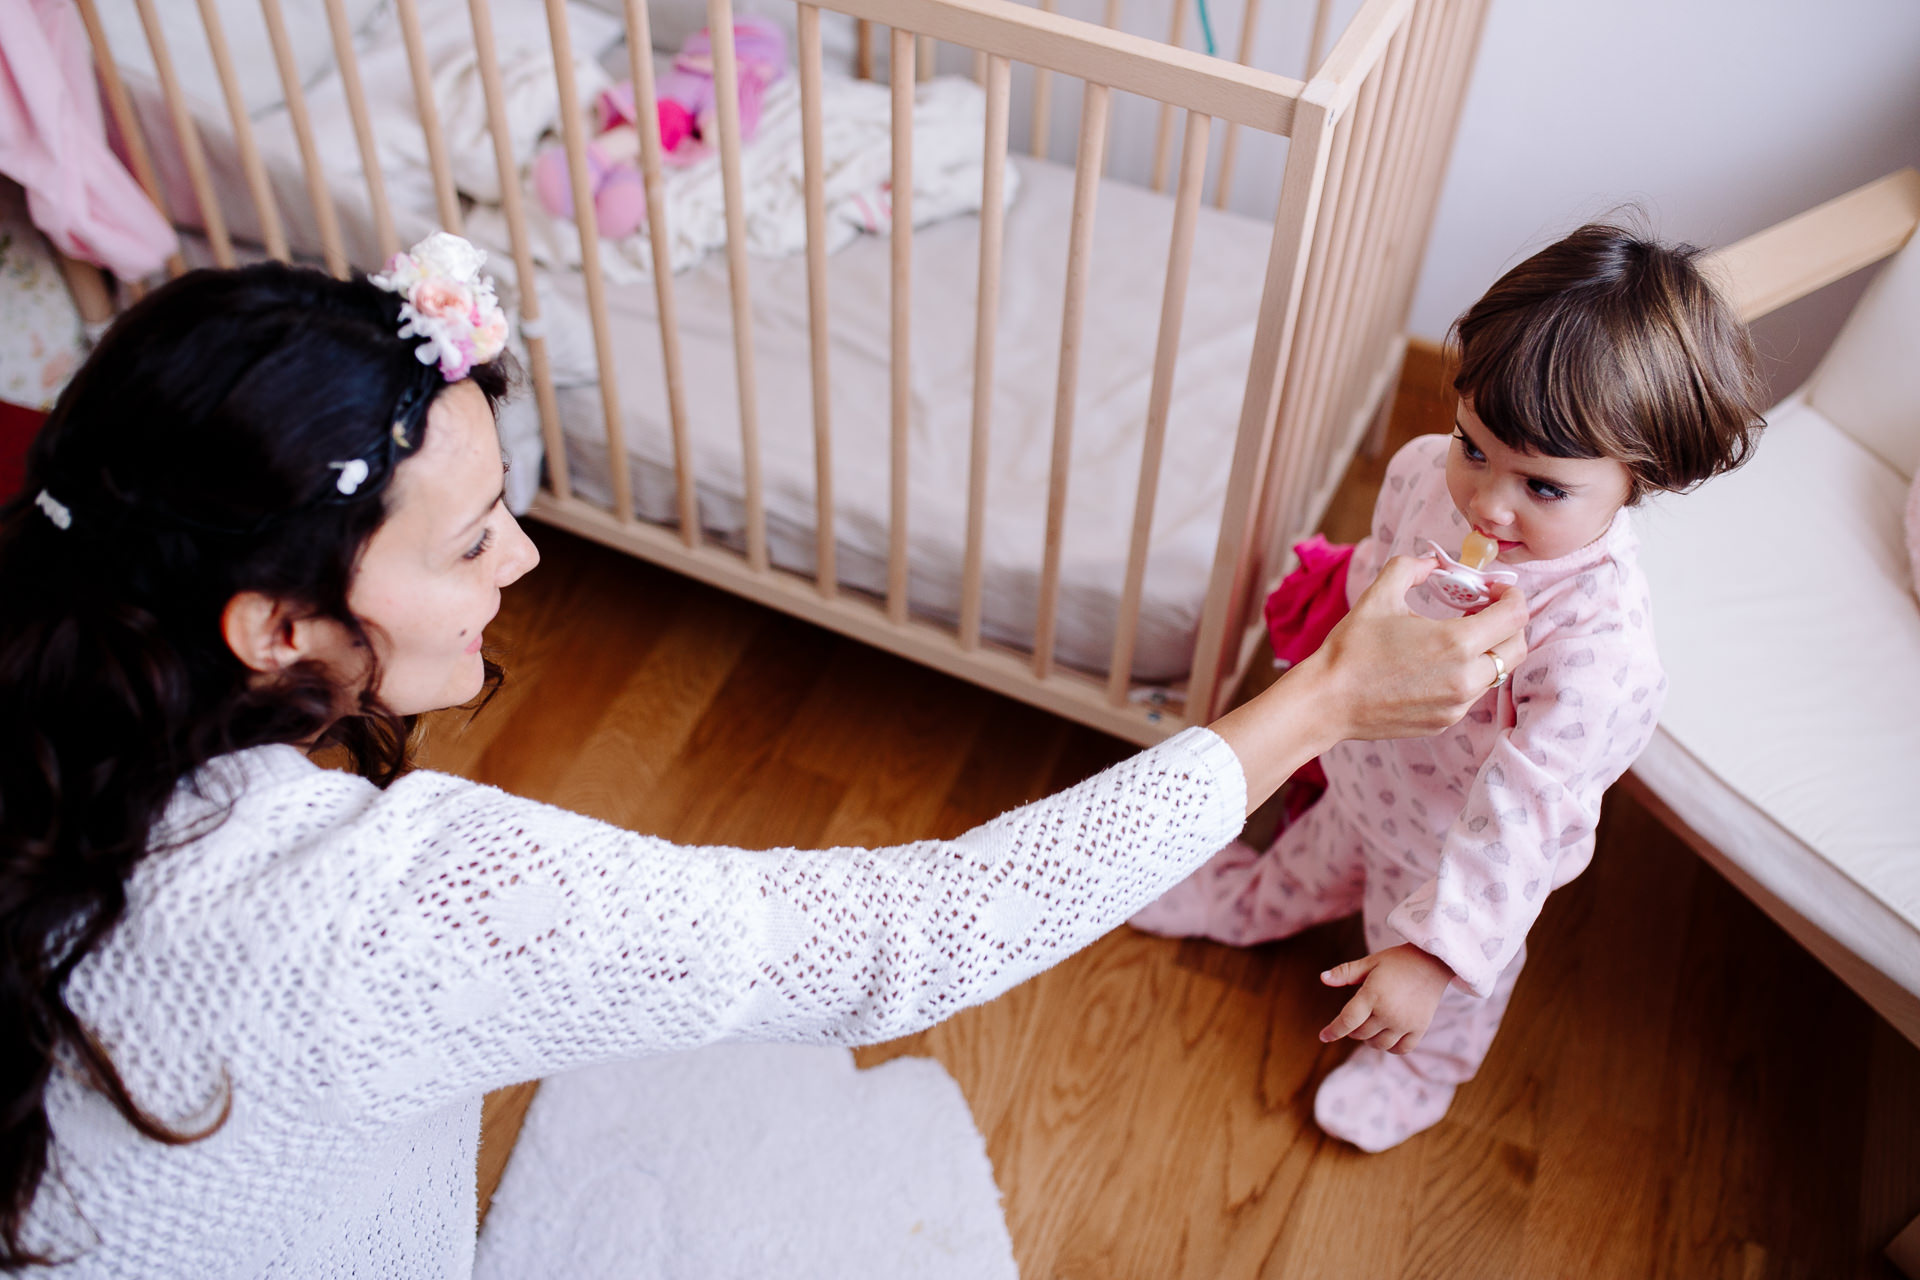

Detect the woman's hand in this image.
[1300,554,1529,743]
[1317,943,1456,1054]
[1209,554,1528,812]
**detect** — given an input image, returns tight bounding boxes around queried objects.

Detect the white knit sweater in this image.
[21,726,1245,1277]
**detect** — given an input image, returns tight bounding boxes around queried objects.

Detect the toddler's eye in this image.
[1452,429,1484,462]
[463,528,495,561]
[1527,479,1569,502]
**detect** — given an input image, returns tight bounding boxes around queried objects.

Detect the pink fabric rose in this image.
[411,279,474,322]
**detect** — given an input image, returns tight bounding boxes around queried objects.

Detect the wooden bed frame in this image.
[75,0,1486,744]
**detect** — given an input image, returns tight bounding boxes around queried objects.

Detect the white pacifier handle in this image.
[1421,539,1518,613]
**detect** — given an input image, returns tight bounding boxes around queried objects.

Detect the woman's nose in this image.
[497,514,541,587]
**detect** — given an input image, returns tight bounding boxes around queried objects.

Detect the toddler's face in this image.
[1445,399,1632,564]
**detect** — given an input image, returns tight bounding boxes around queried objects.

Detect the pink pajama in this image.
[1138,432,1666,1095]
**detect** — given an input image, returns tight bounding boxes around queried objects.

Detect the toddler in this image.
[1134,223,1768,1151]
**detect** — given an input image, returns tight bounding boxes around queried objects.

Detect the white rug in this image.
[474,1043,1019,1279]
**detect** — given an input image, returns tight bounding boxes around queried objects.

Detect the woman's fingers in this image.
[1362,551,1440,605]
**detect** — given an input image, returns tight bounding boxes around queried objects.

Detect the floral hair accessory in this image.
[368,232,510,381]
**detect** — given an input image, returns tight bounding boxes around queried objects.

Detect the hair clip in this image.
[329,459,371,496]
[368,232,509,382]
[34,489,72,530]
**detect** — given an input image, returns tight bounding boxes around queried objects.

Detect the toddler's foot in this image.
[1129,839,1267,942]
[1313,1046,1456,1153]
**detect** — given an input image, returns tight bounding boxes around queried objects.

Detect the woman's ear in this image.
[220,592,313,675]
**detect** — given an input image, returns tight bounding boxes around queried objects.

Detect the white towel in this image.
[474,1043,1020,1279]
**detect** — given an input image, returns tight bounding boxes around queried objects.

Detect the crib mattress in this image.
[534,157,1274,681]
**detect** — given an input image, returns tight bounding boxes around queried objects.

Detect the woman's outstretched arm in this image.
[273,554,1528,1120]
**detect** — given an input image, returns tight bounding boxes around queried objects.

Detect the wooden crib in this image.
[75,0,1484,745]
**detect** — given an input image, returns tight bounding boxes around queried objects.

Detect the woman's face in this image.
[1444,398,1632,564]
[346,380,539,714]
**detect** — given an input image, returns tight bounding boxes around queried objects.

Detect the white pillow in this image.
[92,0,385,119]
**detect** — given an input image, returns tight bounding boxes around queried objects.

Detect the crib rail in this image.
[80,0,1484,746]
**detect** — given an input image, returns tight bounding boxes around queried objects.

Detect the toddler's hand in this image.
[1317,943,1455,1054]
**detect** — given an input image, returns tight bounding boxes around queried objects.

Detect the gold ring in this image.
[1487,649,1508,689]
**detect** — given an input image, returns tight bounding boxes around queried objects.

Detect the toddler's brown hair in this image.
[1450,223,1768,502]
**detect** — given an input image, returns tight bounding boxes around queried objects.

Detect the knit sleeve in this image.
[312,726,1246,1124]
[1381,627,1665,997]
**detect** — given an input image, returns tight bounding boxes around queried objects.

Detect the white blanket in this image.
[468,73,1017,282]
[473,1044,1019,1280]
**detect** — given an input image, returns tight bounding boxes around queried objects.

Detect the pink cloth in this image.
[1262,534,1354,667]
[0,0,173,278]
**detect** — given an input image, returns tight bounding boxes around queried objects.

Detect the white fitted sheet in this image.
[540,156,1275,680]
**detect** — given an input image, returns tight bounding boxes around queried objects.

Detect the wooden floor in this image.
[427,349,1920,1278]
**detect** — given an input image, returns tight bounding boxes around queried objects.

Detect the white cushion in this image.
[1635,396,1920,938]
[1805,229,1920,480]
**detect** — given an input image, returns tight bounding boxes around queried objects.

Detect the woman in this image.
[0,239,1526,1276]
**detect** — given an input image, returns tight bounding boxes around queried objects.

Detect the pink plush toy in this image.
[533,18,788,239]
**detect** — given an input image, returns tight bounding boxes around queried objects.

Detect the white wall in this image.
[983,0,1920,399]
[1406,0,1920,399]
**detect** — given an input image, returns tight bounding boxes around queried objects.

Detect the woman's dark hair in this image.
[1450,222,1769,502]
[0,261,511,1265]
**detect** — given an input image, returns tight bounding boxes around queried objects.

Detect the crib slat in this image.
[1372,0,1484,387]
[194,0,288,262]
[1306,0,1440,506]
[799,4,836,594]
[708,0,770,571]
[1265,54,1388,561]
[544,0,633,524]
[1212,0,1261,209]
[1029,0,1057,159]
[74,0,185,278]
[1186,87,1335,721]
[323,0,399,263]
[1302,14,1418,499]
[1031,81,1110,680]
[1150,1,1188,193]
[959,54,1011,650]
[395,0,464,235]
[856,19,874,80]
[131,0,233,267]
[886,28,915,622]
[261,0,347,277]
[1109,108,1208,705]
[467,0,570,501]
[623,0,699,544]
[1306,0,1336,75]
[396,5,462,238]
[919,33,936,80]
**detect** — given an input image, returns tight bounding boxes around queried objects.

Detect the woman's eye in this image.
[1527,479,1569,502]
[1453,430,1484,462]
[463,528,494,561]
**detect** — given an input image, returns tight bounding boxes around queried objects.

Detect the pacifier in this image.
[1421,534,1517,613]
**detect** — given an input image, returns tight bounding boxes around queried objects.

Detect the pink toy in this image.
[533,18,788,239]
